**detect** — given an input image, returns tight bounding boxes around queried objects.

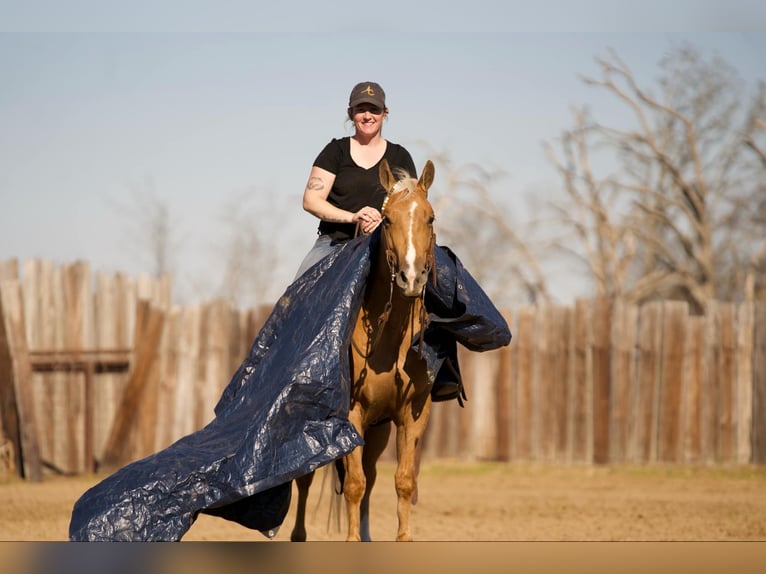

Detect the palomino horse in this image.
[291,158,436,542]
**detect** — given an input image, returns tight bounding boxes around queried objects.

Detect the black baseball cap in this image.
[348,82,386,109]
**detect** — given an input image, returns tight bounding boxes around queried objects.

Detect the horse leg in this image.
[359,421,392,541]
[290,471,315,542]
[394,403,431,541]
[343,411,366,541]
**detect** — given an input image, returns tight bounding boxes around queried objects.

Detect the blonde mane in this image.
[389,168,419,198]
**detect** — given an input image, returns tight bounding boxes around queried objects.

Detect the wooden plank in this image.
[0,280,42,481]
[24,259,64,472]
[0,261,14,448]
[495,310,513,461]
[138,335,162,459]
[156,306,180,450]
[701,302,720,464]
[736,302,754,465]
[0,259,18,281]
[92,272,136,464]
[0,282,23,475]
[100,300,165,470]
[434,401,458,460]
[631,302,662,463]
[718,304,736,463]
[570,299,592,464]
[609,299,637,464]
[51,264,68,472]
[556,306,573,463]
[424,351,464,460]
[155,274,173,308]
[657,301,688,463]
[456,348,476,458]
[63,264,81,472]
[83,362,95,474]
[591,297,612,464]
[704,303,737,464]
[507,310,520,461]
[154,300,180,451]
[63,261,94,473]
[136,272,154,302]
[198,300,233,427]
[94,272,122,463]
[456,345,473,458]
[470,348,500,460]
[513,306,535,460]
[136,277,174,456]
[97,273,134,463]
[194,303,211,430]
[21,261,45,464]
[536,305,554,461]
[227,307,243,383]
[535,305,566,463]
[681,316,705,463]
[172,304,201,441]
[561,305,576,464]
[752,302,766,464]
[549,306,570,463]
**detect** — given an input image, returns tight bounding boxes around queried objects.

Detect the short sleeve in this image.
[313,139,343,174]
[398,146,417,179]
[387,144,417,179]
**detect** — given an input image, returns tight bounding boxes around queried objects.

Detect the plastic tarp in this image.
[68,230,511,541]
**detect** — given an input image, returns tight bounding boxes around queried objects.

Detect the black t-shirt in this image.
[313,137,417,242]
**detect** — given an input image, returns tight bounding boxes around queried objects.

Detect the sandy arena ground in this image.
[1,460,765,542]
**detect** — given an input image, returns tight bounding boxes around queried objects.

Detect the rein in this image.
[352,221,435,360]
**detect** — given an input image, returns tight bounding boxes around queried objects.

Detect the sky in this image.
[1,1,764,306]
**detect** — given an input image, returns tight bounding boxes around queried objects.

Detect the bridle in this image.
[352,196,436,360]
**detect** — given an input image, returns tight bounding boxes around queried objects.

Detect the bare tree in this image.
[543,107,640,300]
[109,177,180,280]
[744,82,766,167]
[743,82,766,300]
[546,45,766,311]
[211,188,281,309]
[420,147,551,306]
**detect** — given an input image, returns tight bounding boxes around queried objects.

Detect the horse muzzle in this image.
[394,267,429,298]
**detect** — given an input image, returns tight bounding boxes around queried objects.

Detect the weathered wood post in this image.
[0,280,42,481]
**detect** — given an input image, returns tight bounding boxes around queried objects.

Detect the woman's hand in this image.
[352,206,382,234]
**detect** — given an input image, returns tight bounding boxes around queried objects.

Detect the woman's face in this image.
[349,103,387,137]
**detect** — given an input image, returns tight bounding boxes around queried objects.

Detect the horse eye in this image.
[428,215,435,225]
[382,215,391,226]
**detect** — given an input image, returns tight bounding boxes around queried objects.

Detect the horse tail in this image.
[314,461,345,535]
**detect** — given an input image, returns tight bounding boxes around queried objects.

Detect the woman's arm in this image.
[302,166,347,222]
[302,166,381,233]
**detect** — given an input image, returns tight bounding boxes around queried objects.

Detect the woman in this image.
[294,81,503,403]
[294,81,417,278]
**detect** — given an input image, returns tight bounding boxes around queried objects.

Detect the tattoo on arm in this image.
[307,177,325,191]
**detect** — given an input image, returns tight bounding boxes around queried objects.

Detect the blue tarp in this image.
[68,230,511,541]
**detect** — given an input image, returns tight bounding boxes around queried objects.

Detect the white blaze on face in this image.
[404,202,418,288]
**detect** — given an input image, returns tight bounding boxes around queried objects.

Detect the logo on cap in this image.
[361,85,376,96]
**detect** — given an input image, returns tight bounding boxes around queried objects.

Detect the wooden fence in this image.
[1,258,765,480]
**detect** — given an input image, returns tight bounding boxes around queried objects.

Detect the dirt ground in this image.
[2,460,766,542]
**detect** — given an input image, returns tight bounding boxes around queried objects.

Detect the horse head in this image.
[378,159,436,298]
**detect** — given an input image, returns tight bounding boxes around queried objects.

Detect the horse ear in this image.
[418,160,435,195]
[379,159,396,192]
